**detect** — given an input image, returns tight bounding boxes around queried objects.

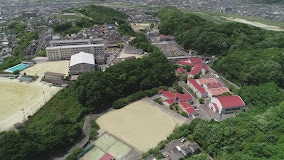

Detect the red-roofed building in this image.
[179,101,196,116]
[160,90,193,103]
[196,78,218,86]
[188,64,208,78]
[187,78,208,98]
[100,153,115,160]
[177,59,191,66]
[203,82,224,89]
[209,95,245,114]
[189,57,202,64]
[175,67,186,75]
[206,87,230,97]
[163,99,176,107]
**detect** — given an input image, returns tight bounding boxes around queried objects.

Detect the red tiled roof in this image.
[188,78,206,93]
[188,65,202,75]
[180,101,196,114]
[175,67,185,73]
[179,94,192,101]
[100,153,115,160]
[177,60,191,66]
[162,91,176,99]
[185,107,196,114]
[206,82,223,88]
[217,95,245,108]
[189,57,202,64]
[196,78,217,85]
[208,87,230,96]
[158,89,164,94]
[164,99,175,105]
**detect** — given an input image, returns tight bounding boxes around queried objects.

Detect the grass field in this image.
[96,100,183,152]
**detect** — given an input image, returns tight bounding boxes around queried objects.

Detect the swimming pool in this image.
[4,63,30,73]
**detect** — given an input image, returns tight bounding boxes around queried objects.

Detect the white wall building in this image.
[209,95,245,114]
[46,44,105,61]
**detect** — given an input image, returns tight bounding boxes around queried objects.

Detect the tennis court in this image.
[80,133,131,160]
[80,147,105,160]
[107,141,131,159]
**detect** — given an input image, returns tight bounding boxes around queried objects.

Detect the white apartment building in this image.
[49,38,104,47]
[46,44,105,61]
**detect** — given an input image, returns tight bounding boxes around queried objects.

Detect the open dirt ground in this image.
[21,60,69,77]
[0,60,69,131]
[131,23,150,32]
[0,77,60,132]
[222,17,284,31]
[96,100,183,152]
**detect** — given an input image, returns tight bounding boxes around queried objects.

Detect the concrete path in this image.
[53,114,101,160]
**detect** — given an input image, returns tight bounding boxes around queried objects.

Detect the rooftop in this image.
[69,52,95,67]
[216,95,245,108]
[188,78,206,93]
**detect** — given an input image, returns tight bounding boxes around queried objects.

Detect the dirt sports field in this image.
[131,23,150,32]
[21,60,69,78]
[96,100,183,152]
[0,60,69,132]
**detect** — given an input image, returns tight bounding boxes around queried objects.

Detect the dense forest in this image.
[157,6,284,88]
[0,7,175,159]
[141,6,284,159]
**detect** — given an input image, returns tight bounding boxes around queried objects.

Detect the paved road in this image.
[53,114,101,160]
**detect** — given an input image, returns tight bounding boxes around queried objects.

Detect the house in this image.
[160,90,193,103]
[124,45,144,55]
[188,142,201,155]
[44,72,65,81]
[187,78,208,98]
[209,95,246,114]
[188,64,208,78]
[179,101,197,116]
[175,67,186,75]
[69,52,96,75]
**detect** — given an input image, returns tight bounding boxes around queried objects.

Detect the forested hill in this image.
[156,6,284,89]
[53,5,131,35]
[150,6,284,160]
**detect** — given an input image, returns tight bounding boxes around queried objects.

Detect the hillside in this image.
[157,6,284,88]
[141,6,284,160]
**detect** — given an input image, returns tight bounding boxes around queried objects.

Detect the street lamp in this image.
[21,108,26,122]
[43,91,47,103]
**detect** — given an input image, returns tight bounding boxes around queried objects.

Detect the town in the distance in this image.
[0,0,284,160]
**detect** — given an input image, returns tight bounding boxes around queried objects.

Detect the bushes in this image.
[112,88,160,109]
